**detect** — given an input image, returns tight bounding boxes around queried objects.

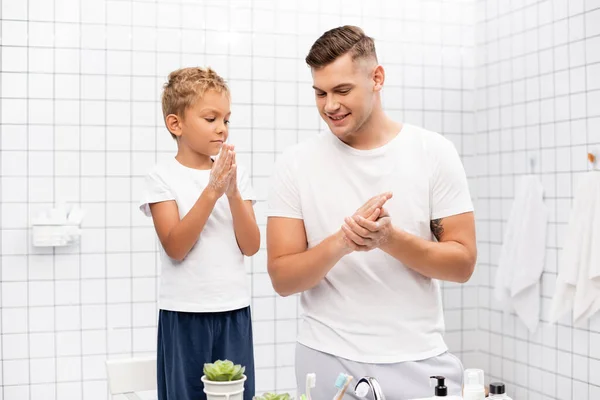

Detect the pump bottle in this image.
[410,376,462,399]
[488,382,513,399]
[463,369,485,400]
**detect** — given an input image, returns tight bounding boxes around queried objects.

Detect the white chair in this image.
[106,356,157,400]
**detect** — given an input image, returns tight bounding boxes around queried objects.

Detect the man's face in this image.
[311,53,379,140]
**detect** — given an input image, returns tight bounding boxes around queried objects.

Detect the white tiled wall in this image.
[0,0,476,398]
[473,0,600,399]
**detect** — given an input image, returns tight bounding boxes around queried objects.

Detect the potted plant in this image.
[253,393,293,400]
[201,360,247,400]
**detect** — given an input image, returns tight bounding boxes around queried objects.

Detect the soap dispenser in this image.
[463,369,485,400]
[430,376,447,397]
[410,376,461,399]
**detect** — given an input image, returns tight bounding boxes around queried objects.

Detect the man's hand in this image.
[342,207,393,251]
[339,192,393,252]
[267,192,393,296]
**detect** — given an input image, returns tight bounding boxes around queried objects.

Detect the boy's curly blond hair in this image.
[161,67,230,138]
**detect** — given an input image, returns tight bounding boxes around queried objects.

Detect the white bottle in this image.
[462,369,485,400]
[488,382,513,399]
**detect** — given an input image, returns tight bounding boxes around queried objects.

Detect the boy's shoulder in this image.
[146,157,177,177]
[142,158,183,191]
[139,158,179,217]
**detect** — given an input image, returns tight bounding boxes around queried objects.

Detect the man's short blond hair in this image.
[161,67,230,138]
[305,25,377,69]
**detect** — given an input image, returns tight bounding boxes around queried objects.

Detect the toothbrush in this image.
[305,373,316,400]
[333,373,353,400]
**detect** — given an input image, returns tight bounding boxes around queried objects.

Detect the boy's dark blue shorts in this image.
[157,306,255,400]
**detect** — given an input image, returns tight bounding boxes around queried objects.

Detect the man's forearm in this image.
[379,227,475,283]
[268,231,350,297]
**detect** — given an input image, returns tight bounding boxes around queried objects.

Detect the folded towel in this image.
[549,172,600,326]
[494,175,548,333]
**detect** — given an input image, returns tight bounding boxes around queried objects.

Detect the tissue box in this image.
[32,223,82,247]
[31,205,85,247]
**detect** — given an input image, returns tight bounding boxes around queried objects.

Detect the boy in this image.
[139,67,259,400]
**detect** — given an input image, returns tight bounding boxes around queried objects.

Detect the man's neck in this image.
[341,108,402,150]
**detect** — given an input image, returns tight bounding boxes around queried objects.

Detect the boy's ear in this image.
[165,114,182,137]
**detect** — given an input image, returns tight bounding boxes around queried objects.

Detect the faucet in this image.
[354,376,386,400]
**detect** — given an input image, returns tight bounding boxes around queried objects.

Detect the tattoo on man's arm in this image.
[430,218,444,241]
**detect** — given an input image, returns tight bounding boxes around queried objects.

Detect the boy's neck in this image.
[175,145,213,170]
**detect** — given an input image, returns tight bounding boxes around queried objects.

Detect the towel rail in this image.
[589,152,597,170]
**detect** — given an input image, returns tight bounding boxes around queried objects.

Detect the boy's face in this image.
[311,53,381,140]
[178,90,231,157]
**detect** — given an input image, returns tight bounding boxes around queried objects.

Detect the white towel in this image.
[494,175,548,333]
[549,172,600,327]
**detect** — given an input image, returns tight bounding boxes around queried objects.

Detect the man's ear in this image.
[165,114,182,138]
[372,65,385,92]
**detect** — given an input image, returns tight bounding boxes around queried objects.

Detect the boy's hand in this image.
[225,150,239,198]
[207,144,235,198]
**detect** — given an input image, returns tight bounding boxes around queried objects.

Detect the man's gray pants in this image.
[295,343,463,400]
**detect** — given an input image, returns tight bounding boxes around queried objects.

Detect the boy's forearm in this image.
[379,227,475,283]
[228,192,260,256]
[163,188,219,261]
[268,231,350,297]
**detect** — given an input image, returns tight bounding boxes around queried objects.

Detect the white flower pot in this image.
[202,375,247,400]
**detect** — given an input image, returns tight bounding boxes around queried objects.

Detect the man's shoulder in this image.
[278,131,329,159]
[402,123,446,142]
[401,123,455,153]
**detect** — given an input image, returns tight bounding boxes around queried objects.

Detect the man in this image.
[266,26,476,399]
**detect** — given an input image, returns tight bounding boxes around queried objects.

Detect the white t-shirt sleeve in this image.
[266,150,303,219]
[237,164,256,204]
[139,168,176,217]
[429,136,474,220]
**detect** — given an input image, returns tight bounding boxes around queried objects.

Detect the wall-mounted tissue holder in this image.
[31,204,85,247]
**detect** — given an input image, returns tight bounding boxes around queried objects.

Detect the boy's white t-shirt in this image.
[140,158,256,313]
[267,123,474,364]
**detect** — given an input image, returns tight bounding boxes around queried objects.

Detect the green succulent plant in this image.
[252,393,293,400]
[203,360,245,381]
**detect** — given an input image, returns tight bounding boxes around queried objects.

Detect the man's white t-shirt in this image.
[266,123,474,363]
[139,158,256,313]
